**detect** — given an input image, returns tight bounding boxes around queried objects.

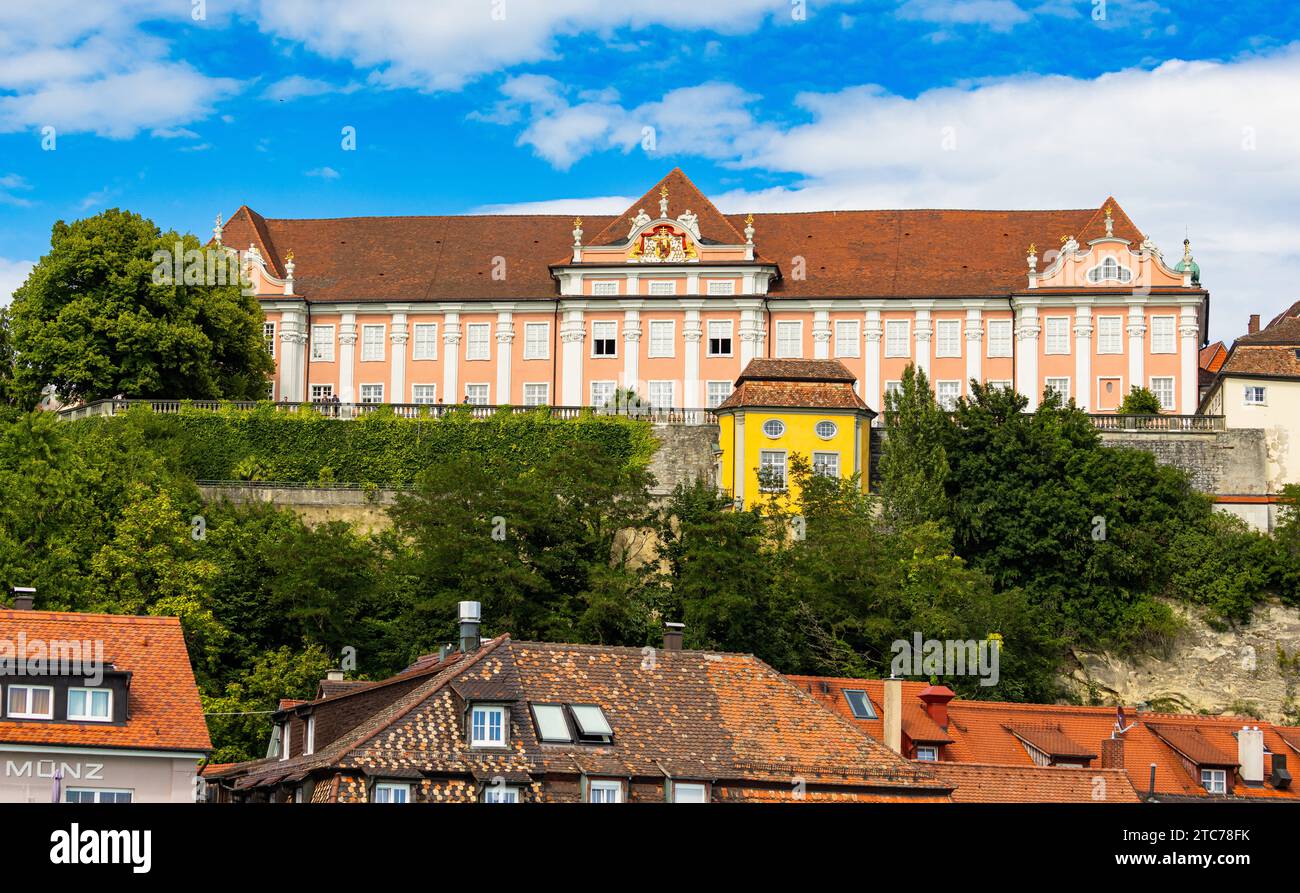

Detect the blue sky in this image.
[2,1,1299,340]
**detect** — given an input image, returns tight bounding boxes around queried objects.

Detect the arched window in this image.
[1087,256,1133,284]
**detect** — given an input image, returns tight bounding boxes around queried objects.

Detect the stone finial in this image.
[744,213,755,245]
[572,217,583,248]
[213,213,224,246]
[1026,243,1037,272]
[284,250,295,295]
[658,184,669,218]
[1104,205,1114,237]
[1183,236,1193,261]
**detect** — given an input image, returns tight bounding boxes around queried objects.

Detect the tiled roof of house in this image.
[1218,312,1300,379]
[218,169,1153,303]
[1200,341,1227,373]
[927,762,1140,803]
[0,609,211,752]
[1003,722,1098,761]
[736,358,858,383]
[716,359,874,413]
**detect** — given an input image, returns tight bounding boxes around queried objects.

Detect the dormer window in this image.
[915,746,939,762]
[470,705,507,747]
[6,685,53,720]
[373,782,410,803]
[570,704,613,744]
[1086,257,1133,284]
[279,721,291,760]
[304,714,315,755]
[531,704,572,743]
[67,687,112,722]
[1201,768,1227,794]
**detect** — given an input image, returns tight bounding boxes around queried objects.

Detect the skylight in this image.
[570,704,613,740]
[531,704,572,743]
[843,689,876,720]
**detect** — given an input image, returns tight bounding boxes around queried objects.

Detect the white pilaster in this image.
[442,308,462,404]
[1127,303,1147,399]
[740,307,762,366]
[560,308,585,405]
[863,310,882,413]
[683,306,703,408]
[1073,303,1093,411]
[1014,303,1041,409]
[278,308,306,403]
[390,309,408,404]
[1179,306,1199,413]
[338,310,357,403]
[964,308,983,388]
[622,309,641,391]
[733,412,746,506]
[913,308,933,378]
[812,309,832,360]
[495,311,514,405]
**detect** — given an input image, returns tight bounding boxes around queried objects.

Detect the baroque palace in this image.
[217,168,1208,417]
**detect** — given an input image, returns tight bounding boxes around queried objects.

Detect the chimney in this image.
[326,669,345,682]
[458,601,481,653]
[1271,752,1292,789]
[662,622,684,652]
[11,587,34,611]
[883,677,903,754]
[1248,313,1260,334]
[917,684,955,729]
[1238,725,1265,785]
[1101,736,1125,769]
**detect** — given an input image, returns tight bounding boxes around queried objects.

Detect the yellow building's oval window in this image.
[763,419,785,438]
[815,420,838,439]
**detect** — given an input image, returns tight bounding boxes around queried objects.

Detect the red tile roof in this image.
[927,762,1140,803]
[716,359,874,413]
[0,609,211,752]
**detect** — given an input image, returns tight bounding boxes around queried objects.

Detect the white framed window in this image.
[775,321,802,358]
[1044,317,1071,355]
[1150,315,1176,354]
[263,321,276,357]
[591,280,619,297]
[266,380,275,401]
[523,383,550,407]
[465,323,491,361]
[648,320,675,358]
[311,325,335,361]
[648,380,675,409]
[707,320,733,357]
[483,785,519,803]
[590,380,616,407]
[412,323,438,360]
[465,383,490,405]
[310,383,334,401]
[1150,376,1175,411]
[1087,256,1133,284]
[304,715,315,755]
[936,380,961,411]
[360,383,384,404]
[373,782,410,804]
[706,381,733,409]
[412,384,437,405]
[706,280,735,296]
[915,746,939,762]
[1244,385,1267,406]
[65,788,132,803]
[672,782,708,803]
[279,721,291,760]
[361,324,385,361]
[588,780,622,803]
[884,380,903,404]
[470,705,507,747]
[1045,377,1070,401]
[591,321,618,357]
[523,322,549,360]
[986,319,1012,358]
[815,420,838,439]
[759,450,787,491]
[885,320,910,357]
[834,320,860,358]
[986,379,1012,390]
[935,319,962,358]
[66,687,111,722]
[6,685,53,719]
[1096,316,1124,354]
[648,280,676,296]
[762,419,785,438]
[1200,768,1226,795]
[812,451,840,477]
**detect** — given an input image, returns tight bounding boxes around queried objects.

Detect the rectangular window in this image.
[936,380,961,411]
[304,715,315,755]
[812,451,840,477]
[648,280,676,296]
[884,380,903,404]
[570,704,613,742]
[310,325,335,361]
[412,384,437,405]
[775,321,802,358]
[915,746,939,762]
[843,690,876,720]
[373,782,410,804]
[361,324,385,361]
[591,321,617,357]
[279,721,291,760]
[759,450,787,491]
[523,322,549,360]
[986,379,1012,390]
[707,320,733,357]
[412,323,438,360]
[648,380,674,409]
[465,323,491,361]
[588,780,622,803]
[1150,316,1176,353]
[464,383,490,405]
[530,704,571,742]
[986,319,1012,358]
[672,782,708,803]
[67,687,111,722]
[590,380,616,408]
[835,320,860,358]
[1244,385,1266,406]
[6,685,53,719]
[935,319,962,358]
[66,789,132,803]
[470,705,506,747]
[360,383,384,404]
[1201,768,1226,794]
[263,321,276,357]
[310,384,334,401]
[885,320,910,357]
[591,280,619,296]
[1096,316,1123,354]
[1045,377,1070,402]
[523,383,550,407]
[648,320,675,358]
[1044,317,1071,355]
[706,381,733,409]
[482,786,519,803]
[1150,376,1175,411]
[706,280,735,296]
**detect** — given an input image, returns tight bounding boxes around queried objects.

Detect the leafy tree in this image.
[9,209,273,406]
[876,364,950,530]
[1166,512,1288,626]
[1118,386,1164,415]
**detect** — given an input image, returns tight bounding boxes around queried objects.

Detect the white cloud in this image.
[306,167,341,180]
[262,75,362,101]
[896,0,1031,31]
[0,258,35,307]
[0,174,35,207]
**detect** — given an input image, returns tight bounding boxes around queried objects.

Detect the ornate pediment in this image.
[629,222,699,264]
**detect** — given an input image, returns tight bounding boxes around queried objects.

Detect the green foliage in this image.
[1117,385,1164,415]
[1166,512,1289,626]
[877,364,951,531]
[9,209,273,406]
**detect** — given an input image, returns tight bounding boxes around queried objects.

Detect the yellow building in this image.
[715,359,877,508]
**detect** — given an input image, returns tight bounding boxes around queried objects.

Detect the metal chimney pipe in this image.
[11,587,35,611]
[458,601,482,653]
[663,622,684,652]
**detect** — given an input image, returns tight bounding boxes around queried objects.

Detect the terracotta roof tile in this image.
[1003,722,1097,760]
[927,762,1140,803]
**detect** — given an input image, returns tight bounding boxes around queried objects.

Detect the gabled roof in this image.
[587,167,745,247]
[716,359,874,413]
[1003,722,1097,761]
[1215,303,1300,379]
[0,609,211,753]
[1145,723,1238,767]
[1199,341,1227,373]
[736,358,858,384]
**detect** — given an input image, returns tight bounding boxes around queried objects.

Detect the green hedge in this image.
[70,404,658,487]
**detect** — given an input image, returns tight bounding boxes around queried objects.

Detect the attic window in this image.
[1086,257,1133,284]
[843,689,876,720]
[570,704,613,743]
[531,704,571,743]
